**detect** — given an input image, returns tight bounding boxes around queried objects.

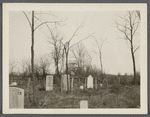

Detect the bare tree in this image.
[92,35,107,75]
[70,43,90,76]
[61,20,93,92]
[22,11,65,105]
[45,24,63,76]
[38,55,52,76]
[116,11,140,84]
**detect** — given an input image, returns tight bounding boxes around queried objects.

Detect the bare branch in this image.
[35,12,58,19]
[116,21,131,42]
[93,50,98,55]
[69,32,94,49]
[134,45,140,53]
[22,11,31,28]
[34,20,63,31]
[68,20,85,44]
[132,22,139,36]
[136,10,141,20]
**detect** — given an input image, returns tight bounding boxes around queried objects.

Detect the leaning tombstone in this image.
[46,75,53,91]
[103,94,117,108]
[87,75,93,89]
[113,77,120,89]
[80,100,88,109]
[9,87,24,108]
[102,79,108,89]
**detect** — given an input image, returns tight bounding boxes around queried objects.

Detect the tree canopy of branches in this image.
[46,24,63,76]
[70,43,91,76]
[92,35,107,75]
[116,11,140,84]
[60,19,93,92]
[22,11,65,105]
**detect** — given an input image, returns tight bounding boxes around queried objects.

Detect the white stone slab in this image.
[80,100,88,109]
[61,74,67,91]
[87,75,93,89]
[9,87,24,108]
[46,75,53,91]
[80,86,84,89]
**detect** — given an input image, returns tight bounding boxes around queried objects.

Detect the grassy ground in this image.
[17,82,140,109]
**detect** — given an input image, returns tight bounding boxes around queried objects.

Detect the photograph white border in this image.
[3,3,147,114]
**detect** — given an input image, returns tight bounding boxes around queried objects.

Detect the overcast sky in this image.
[9,11,140,75]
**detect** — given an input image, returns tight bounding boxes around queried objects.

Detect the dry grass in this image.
[18,82,140,109]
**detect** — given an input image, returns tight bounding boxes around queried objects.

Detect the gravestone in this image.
[85,77,87,89]
[80,100,88,109]
[103,94,117,108]
[46,75,53,91]
[71,77,74,92]
[9,87,24,108]
[40,77,46,89]
[68,75,70,91]
[71,71,75,92]
[102,79,108,89]
[80,86,84,89]
[61,74,67,91]
[11,82,17,86]
[113,77,120,89]
[87,75,93,89]
[100,83,103,88]
[95,77,97,89]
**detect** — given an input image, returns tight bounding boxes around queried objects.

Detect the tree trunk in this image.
[31,11,36,105]
[65,51,69,92]
[99,51,103,74]
[131,46,136,84]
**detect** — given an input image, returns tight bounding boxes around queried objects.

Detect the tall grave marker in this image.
[87,75,93,89]
[61,74,67,91]
[46,75,53,91]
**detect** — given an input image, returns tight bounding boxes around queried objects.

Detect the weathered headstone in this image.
[102,79,108,89]
[71,71,75,92]
[85,77,87,89]
[103,94,117,108]
[9,87,24,108]
[80,100,88,109]
[113,77,120,89]
[95,77,97,89]
[68,75,70,91]
[100,83,103,88]
[61,74,67,91]
[46,75,53,91]
[87,75,93,89]
[71,77,74,92]
[80,86,84,89]
[40,77,46,89]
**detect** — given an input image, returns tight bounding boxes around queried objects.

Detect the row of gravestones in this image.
[46,75,96,91]
[46,75,120,91]
[9,86,118,109]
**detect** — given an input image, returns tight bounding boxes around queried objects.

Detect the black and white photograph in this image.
[3,3,147,114]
